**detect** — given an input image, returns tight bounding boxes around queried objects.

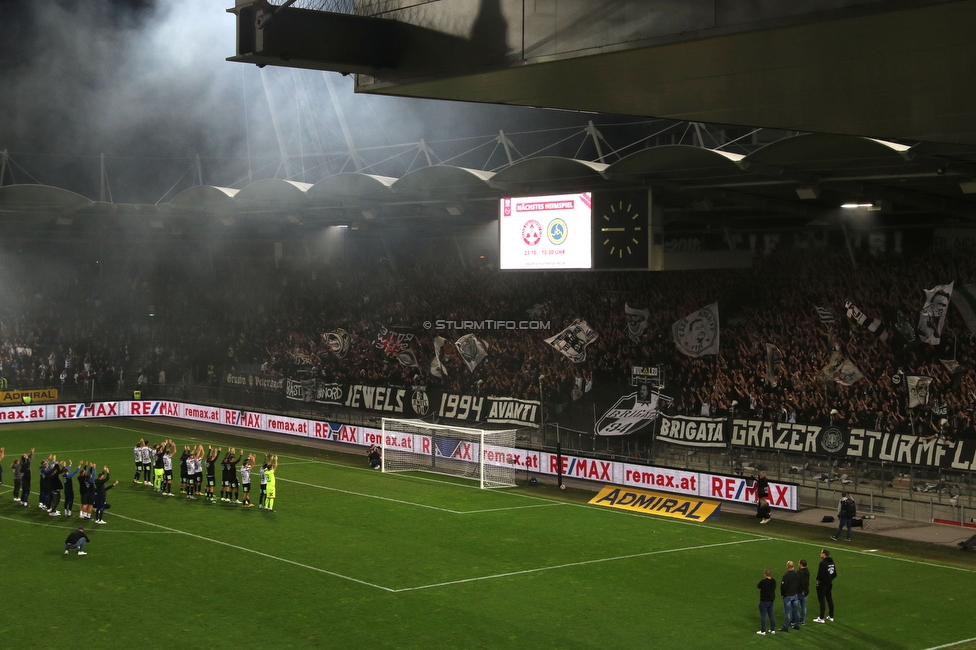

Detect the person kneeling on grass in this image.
[64,526,90,556]
[756,497,771,524]
[368,445,381,470]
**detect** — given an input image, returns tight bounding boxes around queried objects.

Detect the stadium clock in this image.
[591,190,649,270]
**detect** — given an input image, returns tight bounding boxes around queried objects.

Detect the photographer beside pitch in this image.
[832,492,856,541]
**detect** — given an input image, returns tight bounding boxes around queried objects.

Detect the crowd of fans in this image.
[1,238,974,440]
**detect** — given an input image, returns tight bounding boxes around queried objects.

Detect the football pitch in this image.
[2,420,975,650]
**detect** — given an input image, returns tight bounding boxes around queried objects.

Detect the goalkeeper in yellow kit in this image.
[264,455,277,512]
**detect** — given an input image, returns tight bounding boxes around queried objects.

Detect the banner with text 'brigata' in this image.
[729,418,976,470]
[655,414,726,448]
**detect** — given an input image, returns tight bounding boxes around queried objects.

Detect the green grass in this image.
[2,419,976,650]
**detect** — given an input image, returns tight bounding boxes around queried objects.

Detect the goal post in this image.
[381,418,517,489]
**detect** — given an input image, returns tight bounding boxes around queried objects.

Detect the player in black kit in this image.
[205,446,221,503]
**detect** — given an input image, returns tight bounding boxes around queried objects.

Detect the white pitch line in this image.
[0,514,174,533]
[112,513,395,593]
[278,477,564,516]
[393,537,770,593]
[459,503,566,514]
[924,636,976,650]
[278,477,465,514]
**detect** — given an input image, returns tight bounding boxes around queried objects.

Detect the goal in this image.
[381,418,518,489]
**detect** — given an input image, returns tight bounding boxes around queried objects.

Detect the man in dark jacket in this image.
[756,569,776,635]
[64,527,90,556]
[832,492,856,541]
[814,548,837,623]
[780,560,801,631]
[797,559,811,625]
[19,449,34,507]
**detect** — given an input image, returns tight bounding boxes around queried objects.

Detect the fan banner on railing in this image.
[655,414,726,448]
[917,282,953,345]
[672,303,720,358]
[595,387,671,437]
[284,380,540,427]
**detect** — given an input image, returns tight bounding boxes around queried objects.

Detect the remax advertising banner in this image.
[0,401,799,510]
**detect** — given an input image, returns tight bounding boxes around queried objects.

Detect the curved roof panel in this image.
[392,166,495,196]
[490,157,609,191]
[744,134,916,172]
[606,145,745,181]
[168,185,239,208]
[233,179,313,205]
[0,184,93,210]
[308,173,397,203]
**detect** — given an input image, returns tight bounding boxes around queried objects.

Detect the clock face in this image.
[591,191,649,269]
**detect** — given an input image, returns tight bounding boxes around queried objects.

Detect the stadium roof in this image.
[1,133,975,233]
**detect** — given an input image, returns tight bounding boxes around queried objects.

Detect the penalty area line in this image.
[924,636,976,650]
[393,537,770,593]
[112,513,395,593]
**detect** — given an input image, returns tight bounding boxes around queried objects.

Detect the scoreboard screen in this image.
[499,192,592,270]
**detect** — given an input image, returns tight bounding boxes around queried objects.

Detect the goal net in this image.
[381,418,518,489]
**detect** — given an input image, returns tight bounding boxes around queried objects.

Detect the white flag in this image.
[907,375,933,408]
[672,303,720,358]
[918,282,953,345]
[950,284,976,336]
[624,304,650,342]
[454,334,487,372]
[820,352,864,386]
[430,336,449,378]
[544,319,599,363]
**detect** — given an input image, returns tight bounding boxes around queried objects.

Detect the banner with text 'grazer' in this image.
[729,418,976,470]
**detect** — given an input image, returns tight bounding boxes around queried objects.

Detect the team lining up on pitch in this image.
[132,438,277,510]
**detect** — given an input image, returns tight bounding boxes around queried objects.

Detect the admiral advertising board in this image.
[499,192,592,270]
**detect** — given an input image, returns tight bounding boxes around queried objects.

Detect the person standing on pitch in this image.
[832,492,856,541]
[813,549,837,623]
[19,449,34,507]
[94,466,119,524]
[47,459,64,516]
[756,569,776,635]
[11,456,21,501]
[264,455,277,512]
[152,442,165,491]
[258,453,268,509]
[780,560,800,632]
[62,461,79,518]
[205,446,220,503]
[64,526,90,556]
[133,439,145,484]
[797,559,811,625]
[240,453,255,507]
